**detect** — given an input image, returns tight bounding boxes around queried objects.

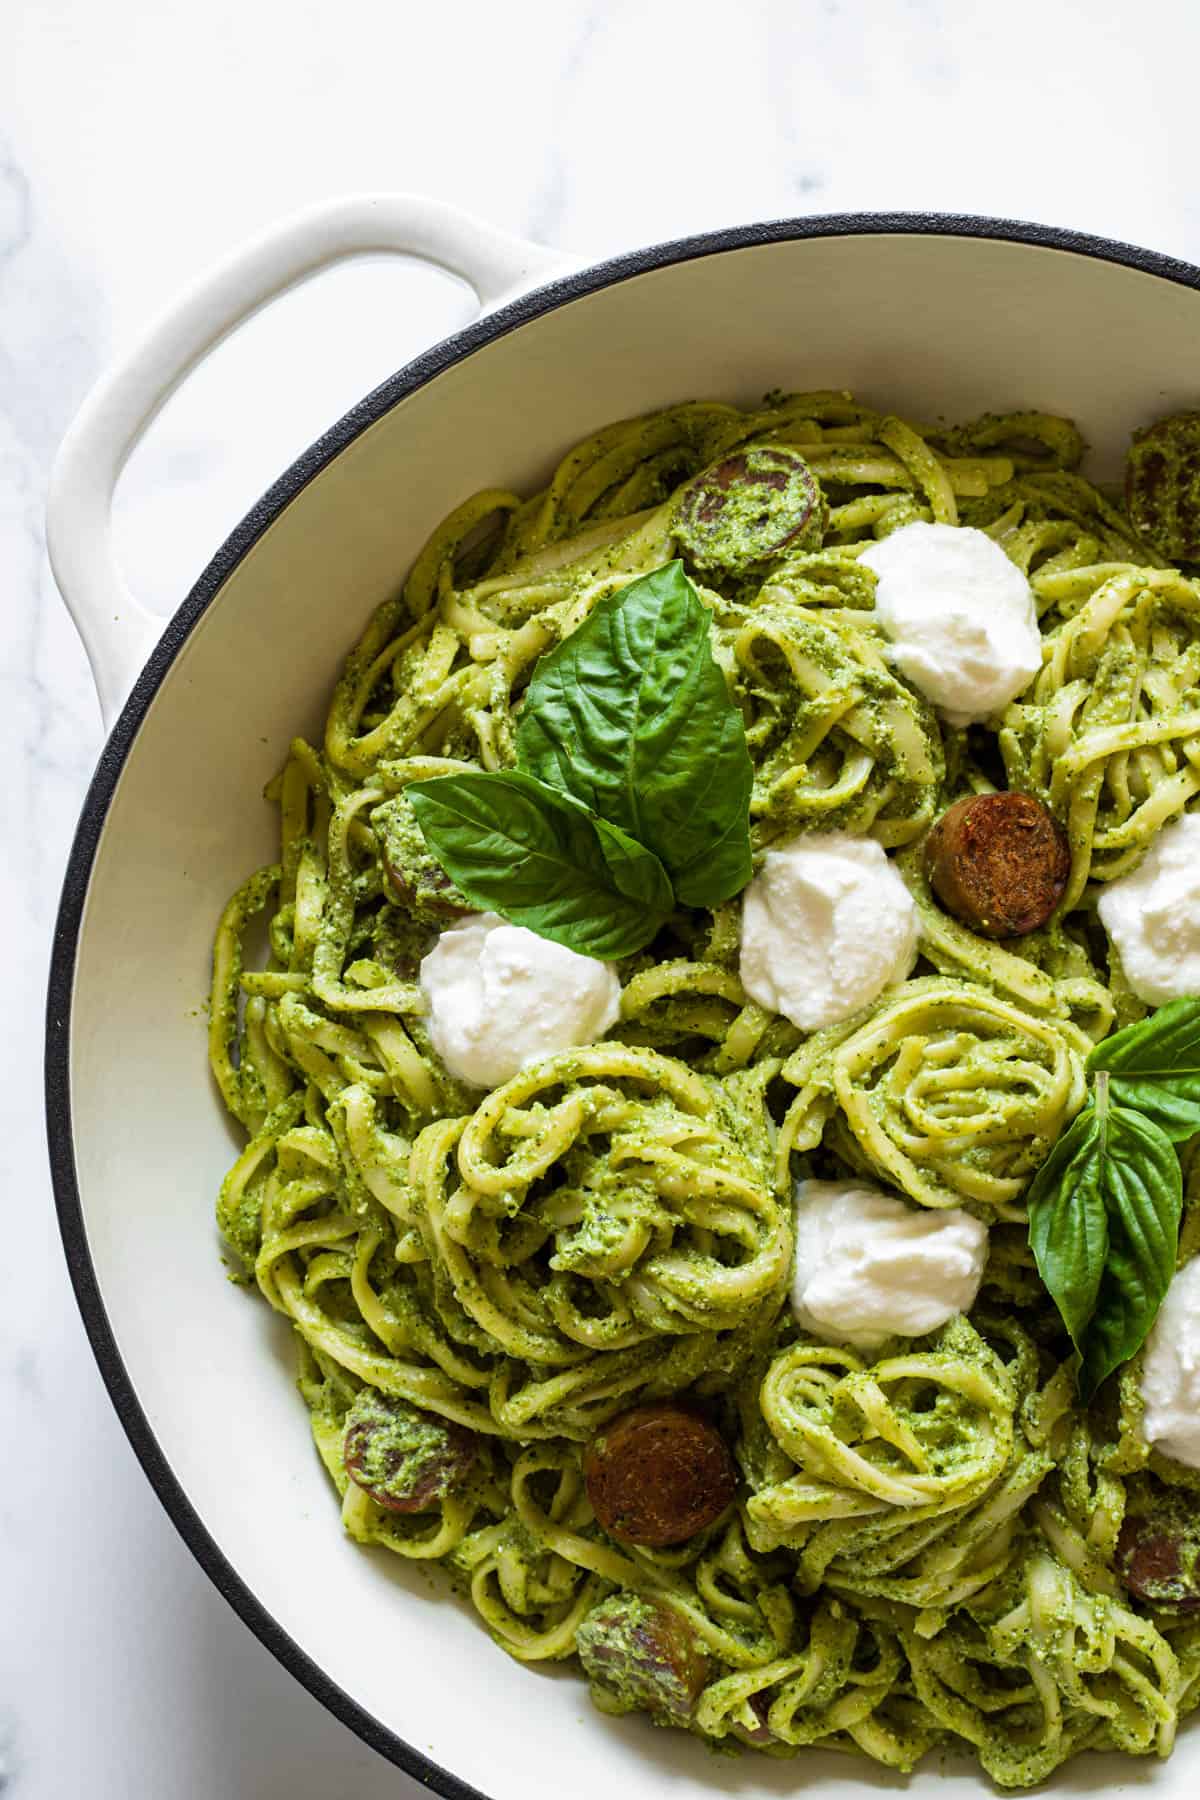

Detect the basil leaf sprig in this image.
[516,561,753,907]
[1027,998,1200,1397]
[408,561,753,959]
[1028,1078,1180,1398]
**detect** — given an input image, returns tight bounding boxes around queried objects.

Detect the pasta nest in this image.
[1004,564,1200,906]
[778,977,1090,1220]
[903,1550,1181,1783]
[409,1043,791,1395]
[719,584,944,850]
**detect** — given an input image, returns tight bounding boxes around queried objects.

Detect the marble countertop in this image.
[5,0,1200,1792]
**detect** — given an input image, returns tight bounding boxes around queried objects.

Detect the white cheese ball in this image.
[419,912,621,1088]
[1141,1257,1200,1469]
[859,521,1042,726]
[1098,813,1200,1005]
[739,834,918,1030]
[791,1179,989,1352]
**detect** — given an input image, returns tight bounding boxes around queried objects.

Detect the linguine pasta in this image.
[209,391,1200,1787]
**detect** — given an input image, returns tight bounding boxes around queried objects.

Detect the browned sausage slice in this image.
[923,792,1069,938]
[373,794,471,921]
[584,1402,736,1547]
[343,1389,479,1512]
[674,447,827,577]
[576,1592,712,1723]
[1126,412,1200,561]
[1116,1489,1200,1611]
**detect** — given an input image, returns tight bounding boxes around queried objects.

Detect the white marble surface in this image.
[5,0,1200,1791]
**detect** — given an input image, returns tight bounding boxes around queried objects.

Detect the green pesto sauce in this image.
[343,1388,459,1504]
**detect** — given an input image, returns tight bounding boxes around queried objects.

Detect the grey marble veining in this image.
[5,0,1200,1792]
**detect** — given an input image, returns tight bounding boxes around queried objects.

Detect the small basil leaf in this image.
[1088,997,1200,1142]
[1079,1103,1182,1399]
[517,561,753,907]
[590,810,678,915]
[1027,1106,1108,1351]
[407,770,672,960]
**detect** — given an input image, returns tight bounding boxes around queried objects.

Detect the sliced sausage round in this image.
[374,794,471,921]
[1126,412,1200,561]
[923,792,1070,937]
[576,1592,712,1724]
[584,1402,736,1547]
[383,850,469,920]
[343,1389,479,1513]
[674,447,827,577]
[1116,1495,1200,1611]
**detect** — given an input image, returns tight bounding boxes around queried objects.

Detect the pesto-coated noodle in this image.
[210,391,1200,1788]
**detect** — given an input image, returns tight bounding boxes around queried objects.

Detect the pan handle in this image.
[46,194,576,728]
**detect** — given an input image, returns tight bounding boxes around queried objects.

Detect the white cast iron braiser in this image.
[45,194,1200,1799]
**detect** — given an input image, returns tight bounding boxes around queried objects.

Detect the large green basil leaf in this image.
[1027,1106,1108,1351]
[407,769,672,960]
[516,561,753,907]
[1080,1102,1181,1397]
[1088,997,1200,1142]
[1027,1083,1182,1399]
